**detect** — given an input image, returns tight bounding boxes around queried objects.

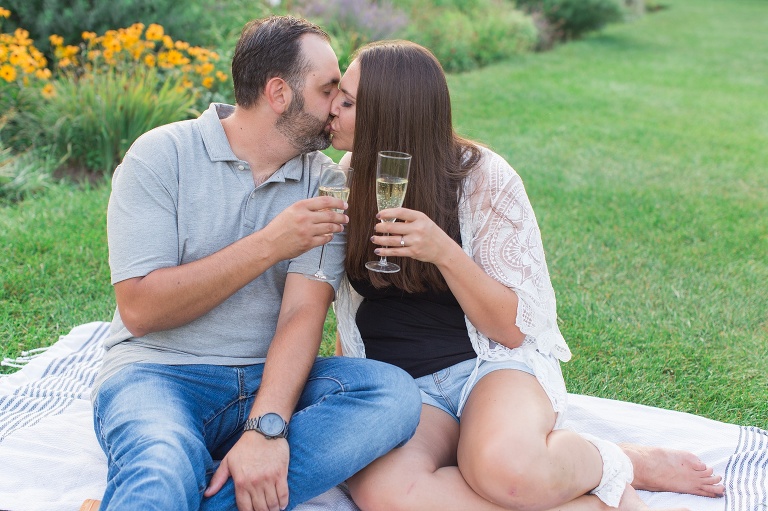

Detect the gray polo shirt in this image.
[94,103,341,393]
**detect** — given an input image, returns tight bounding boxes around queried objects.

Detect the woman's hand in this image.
[371,207,459,265]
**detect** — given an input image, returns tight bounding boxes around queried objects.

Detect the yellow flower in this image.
[128,22,144,36]
[196,62,214,75]
[0,7,11,18]
[82,31,97,41]
[63,45,79,58]
[202,76,214,89]
[41,82,56,98]
[9,51,23,66]
[0,63,16,82]
[103,37,121,52]
[216,70,227,82]
[13,27,30,41]
[162,35,173,49]
[35,68,51,79]
[181,78,193,89]
[145,23,164,41]
[164,49,187,66]
[174,40,190,51]
[49,34,64,47]
[144,54,156,67]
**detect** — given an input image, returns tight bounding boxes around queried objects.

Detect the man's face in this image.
[276,34,340,153]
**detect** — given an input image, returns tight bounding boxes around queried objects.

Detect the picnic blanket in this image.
[1,322,766,511]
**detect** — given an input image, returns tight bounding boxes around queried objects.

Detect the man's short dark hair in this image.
[231,15,330,108]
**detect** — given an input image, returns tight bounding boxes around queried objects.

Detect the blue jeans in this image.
[93,357,421,510]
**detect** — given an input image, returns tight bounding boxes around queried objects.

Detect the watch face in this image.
[260,413,285,436]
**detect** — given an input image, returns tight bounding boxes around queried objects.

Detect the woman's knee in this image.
[460,441,546,510]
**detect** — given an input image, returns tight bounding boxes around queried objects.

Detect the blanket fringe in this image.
[1,347,50,372]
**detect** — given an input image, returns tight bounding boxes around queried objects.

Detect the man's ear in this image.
[264,77,292,114]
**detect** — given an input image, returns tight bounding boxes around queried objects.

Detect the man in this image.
[93,16,422,511]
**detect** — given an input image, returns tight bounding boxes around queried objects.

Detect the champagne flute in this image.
[365,151,411,273]
[304,162,353,282]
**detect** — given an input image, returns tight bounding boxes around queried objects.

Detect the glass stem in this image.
[379,233,389,266]
[316,245,328,276]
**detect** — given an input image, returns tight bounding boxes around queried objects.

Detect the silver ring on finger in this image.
[400,235,405,247]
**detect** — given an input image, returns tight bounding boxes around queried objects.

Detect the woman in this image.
[330,40,723,511]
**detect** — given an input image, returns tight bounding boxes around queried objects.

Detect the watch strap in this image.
[243,414,288,440]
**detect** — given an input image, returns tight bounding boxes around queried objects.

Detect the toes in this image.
[686,456,707,471]
[699,483,725,498]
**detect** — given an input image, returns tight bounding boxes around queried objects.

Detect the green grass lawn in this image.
[2,0,766,428]
[449,0,768,427]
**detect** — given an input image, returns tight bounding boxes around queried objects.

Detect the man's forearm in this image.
[247,277,332,422]
[115,196,346,338]
[116,231,277,337]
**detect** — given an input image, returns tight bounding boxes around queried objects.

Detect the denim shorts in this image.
[414,357,534,423]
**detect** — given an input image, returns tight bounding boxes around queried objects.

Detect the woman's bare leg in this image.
[458,369,619,510]
[348,404,652,511]
[348,405,509,511]
[348,399,691,511]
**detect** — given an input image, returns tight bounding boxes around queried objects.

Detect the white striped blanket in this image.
[1,322,765,511]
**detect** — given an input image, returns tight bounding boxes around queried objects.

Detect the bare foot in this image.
[618,484,691,511]
[620,444,724,498]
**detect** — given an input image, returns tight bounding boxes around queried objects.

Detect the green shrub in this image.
[401,0,537,73]
[26,68,196,174]
[294,0,409,71]
[406,8,477,73]
[517,0,624,40]
[2,0,216,49]
[0,117,62,203]
[472,7,538,66]
[294,0,536,74]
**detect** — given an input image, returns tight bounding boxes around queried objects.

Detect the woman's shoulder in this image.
[468,145,519,182]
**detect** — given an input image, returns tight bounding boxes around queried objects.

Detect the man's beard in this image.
[276,92,331,153]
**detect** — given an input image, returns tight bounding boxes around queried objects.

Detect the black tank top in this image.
[349,275,475,379]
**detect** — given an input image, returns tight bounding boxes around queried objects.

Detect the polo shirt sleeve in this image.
[107,132,180,285]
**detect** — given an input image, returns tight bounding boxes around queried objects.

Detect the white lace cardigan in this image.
[335,147,572,425]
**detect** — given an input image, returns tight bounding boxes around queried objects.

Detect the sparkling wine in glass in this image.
[304,162,353,282]
[365,151,411,273]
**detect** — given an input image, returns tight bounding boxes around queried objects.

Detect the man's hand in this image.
[263,196,348,262]
[205,432,290,511]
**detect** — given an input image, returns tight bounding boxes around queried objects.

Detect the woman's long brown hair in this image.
[345,40,481,293]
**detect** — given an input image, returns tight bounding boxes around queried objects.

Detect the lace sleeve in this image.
[466,150,571,361]
[333,275,366,358]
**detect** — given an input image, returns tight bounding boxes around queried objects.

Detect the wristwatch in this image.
[243,413,288,440]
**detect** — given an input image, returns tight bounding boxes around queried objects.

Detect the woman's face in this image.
[329,59,360,152]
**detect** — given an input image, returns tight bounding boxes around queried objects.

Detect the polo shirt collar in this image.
[199,103,305,182]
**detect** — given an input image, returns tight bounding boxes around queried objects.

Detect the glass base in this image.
[365,260,400,273]
[303,271,332,282]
